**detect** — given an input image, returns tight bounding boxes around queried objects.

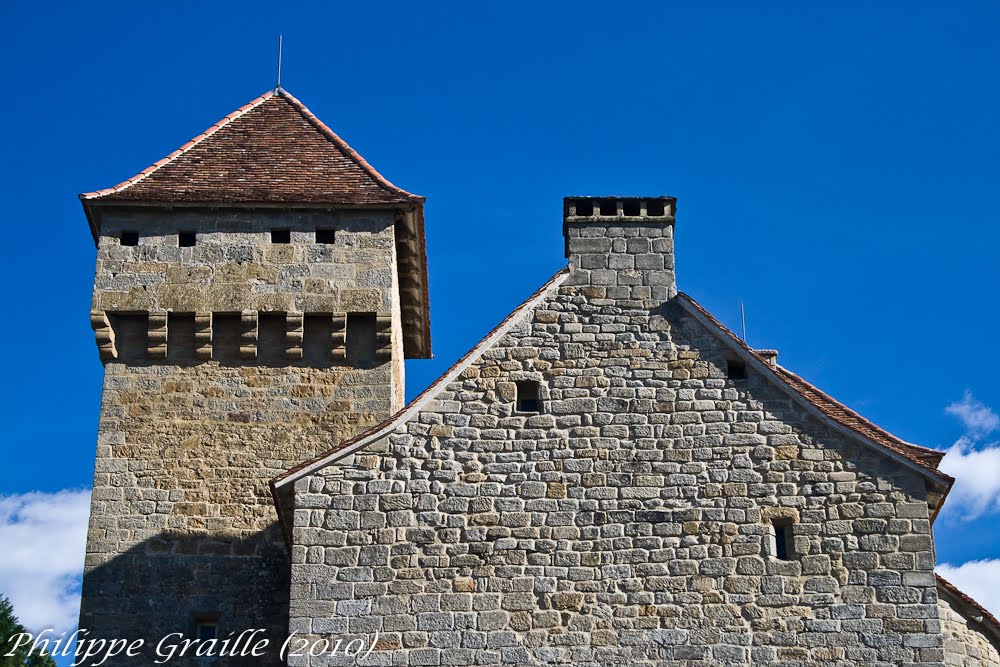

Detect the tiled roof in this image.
[937,574,1000,642]
[674,292,953,490]
[80,89,422,205]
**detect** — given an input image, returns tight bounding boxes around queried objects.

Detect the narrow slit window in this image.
[120,231,139,246]
[726,359,747,380]
[516,381,540,413]
[271,229,291,244]
[178,231,197,247]
[772,520,794,561]
[315,228,336,244]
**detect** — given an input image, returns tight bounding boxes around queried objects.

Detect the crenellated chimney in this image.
[563,196,677,302]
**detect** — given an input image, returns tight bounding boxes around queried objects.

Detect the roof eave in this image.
[674,293,953,498]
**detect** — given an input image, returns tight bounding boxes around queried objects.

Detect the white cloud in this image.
[946,390,999,437]
[939,392,1000,520]
[0,489,91,634]
[938,559,1000,619]
[939,437,1000,520]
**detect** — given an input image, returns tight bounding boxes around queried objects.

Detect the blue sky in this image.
[1,0,999,649]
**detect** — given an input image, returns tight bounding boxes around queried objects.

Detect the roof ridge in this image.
[278,90,422,202]
[271,266,572,490]
[674,291,952,487]
[79,90,276,200]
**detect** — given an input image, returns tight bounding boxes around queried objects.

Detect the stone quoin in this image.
[79,88,1000,666]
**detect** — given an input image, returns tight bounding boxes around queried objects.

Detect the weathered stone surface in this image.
[288,212,945,666]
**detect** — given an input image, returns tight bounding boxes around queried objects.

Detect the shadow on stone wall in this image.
[79,524,290,667]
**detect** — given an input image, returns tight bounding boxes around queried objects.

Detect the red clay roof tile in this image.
[80,89,422,205]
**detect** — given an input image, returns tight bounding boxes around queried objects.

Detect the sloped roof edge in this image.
[79,87,423,203]
[270,266,572,494]
[675,292,953,493]
[937,574,1000,645]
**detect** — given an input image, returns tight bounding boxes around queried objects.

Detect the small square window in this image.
[516,380,540,413]
[315,228,336,244]
[120,231,139,246]
[179,231,197,247]
[727,359,747,380]
[271,229,290,244]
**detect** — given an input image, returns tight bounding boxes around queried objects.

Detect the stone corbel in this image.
[240,310,258,360]
[90,310,117,362]
[286,314,303,360]
[194,312,212,361]
[375,315,392,362]
[147,312,167,360]
[331,313,347,361]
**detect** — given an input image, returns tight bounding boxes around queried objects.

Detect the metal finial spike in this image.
[740,301,747,343]
[276,34,283,91]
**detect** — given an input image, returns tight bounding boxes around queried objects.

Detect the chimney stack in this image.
[563,196,677,303]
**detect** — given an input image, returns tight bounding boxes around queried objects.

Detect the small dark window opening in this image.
[346,313,377,366]
[315,228,336,244]
[271,229,291,244]
[167,313,196,362]
[120,231,139,246]
[179,231,197,247]
[773,520,794,561]
[196,621,218,642]
[516,380,540,413]
[212,313,241,363]
[258,312,286,364]
[574,199,594,216]
[623,200,641,216]
[727,359,747,380]
[598,199,618,216]
[647,200,666,216]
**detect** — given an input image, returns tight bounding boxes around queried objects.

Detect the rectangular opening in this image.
[574,199,594,217]
[646,200,666,216]
[346,313,377,366]
[178,231,197,247]
[258,312,286,363]
[622,200,641,216]
[271,229,291,244]
[772,520,794,561]
[598,199,618,216]
[303,314,333,364]
[726,359,747,380]
[120,231,139,246]
[167,313,196,362]
[315,228,336,244]
[516,380,540,413]
[108,313,147,361]
[196,622,218,642]
[212,313,241,363]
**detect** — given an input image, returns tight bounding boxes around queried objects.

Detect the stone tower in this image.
[78,89,430,664]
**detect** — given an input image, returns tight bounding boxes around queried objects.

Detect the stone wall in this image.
[288,250,943,666]
[81,206,405,665]
[939,587,1000,666]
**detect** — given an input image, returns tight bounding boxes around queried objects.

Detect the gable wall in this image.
[939,591,1000,666]
[289,277,943,666]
